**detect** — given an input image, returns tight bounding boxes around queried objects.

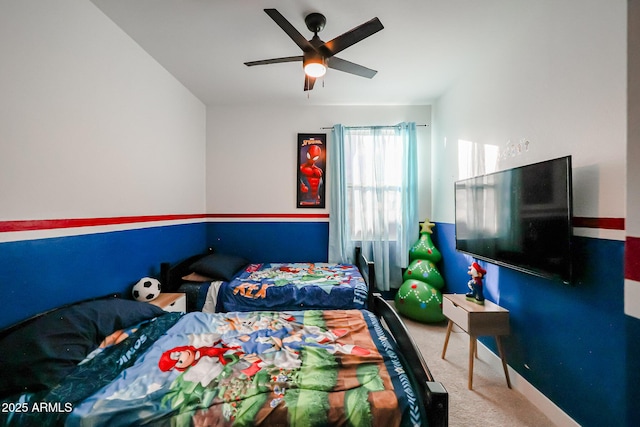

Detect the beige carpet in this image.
[393,305,556,427]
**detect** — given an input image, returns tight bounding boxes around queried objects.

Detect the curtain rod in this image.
[320,124,429,130]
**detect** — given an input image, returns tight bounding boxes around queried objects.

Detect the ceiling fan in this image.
[244,9,384,91]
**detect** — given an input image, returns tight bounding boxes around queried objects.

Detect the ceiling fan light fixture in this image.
[303,56,326,78]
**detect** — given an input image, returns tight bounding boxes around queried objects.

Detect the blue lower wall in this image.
[432,222,632,427]
[626,315,640,424]
[206,221,329,262]
[0,221,327,330]
[0,223,207,330]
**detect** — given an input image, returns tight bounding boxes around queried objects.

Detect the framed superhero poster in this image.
[297,133,326,208]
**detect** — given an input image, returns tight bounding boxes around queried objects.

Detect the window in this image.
[329,122,418,291]
[344,127,403,240]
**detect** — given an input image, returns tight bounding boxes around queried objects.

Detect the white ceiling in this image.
[90,0,506,107]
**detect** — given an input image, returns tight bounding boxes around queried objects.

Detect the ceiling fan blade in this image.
[320,17,384,57]
[327,57,377,78]
[264,8,315,53]
[304,75,316,91]
[244,55,303,67]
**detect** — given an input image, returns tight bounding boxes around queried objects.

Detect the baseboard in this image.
[476,341,580,427]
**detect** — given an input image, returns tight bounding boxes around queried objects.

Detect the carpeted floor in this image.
[393,305,557,427]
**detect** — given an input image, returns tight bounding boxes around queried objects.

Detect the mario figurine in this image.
[466,262,486,305]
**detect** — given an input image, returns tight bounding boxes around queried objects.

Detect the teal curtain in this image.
[328,124,354,263]
[329,122,419,291]
[399,122,419,268]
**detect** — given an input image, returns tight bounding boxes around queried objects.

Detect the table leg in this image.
[469,335,476,389]
[495,336,512,388]
[441,320,453,359]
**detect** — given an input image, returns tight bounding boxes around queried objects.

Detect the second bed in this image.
[160,247,376,313]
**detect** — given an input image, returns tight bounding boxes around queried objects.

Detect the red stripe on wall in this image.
[626,236,640,281]
[0,213,330,232]
[0,214,208,232]
[573,217,625,230]
[0,214,619,233]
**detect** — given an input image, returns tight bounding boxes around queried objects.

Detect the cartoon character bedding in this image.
[170,252,371,312]
[0,299,426,427]
[213,262,370,312]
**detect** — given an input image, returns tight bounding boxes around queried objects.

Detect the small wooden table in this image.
[441,293,511,390]
[150,293,187,313]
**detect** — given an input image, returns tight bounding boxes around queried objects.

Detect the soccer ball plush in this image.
[132,277,161,302]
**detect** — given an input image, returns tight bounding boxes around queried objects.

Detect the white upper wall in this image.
[0,0,207,221]
[206,105,432,219]
[431,0,627,225]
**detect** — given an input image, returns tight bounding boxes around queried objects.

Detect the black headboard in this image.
[160,248,213,293]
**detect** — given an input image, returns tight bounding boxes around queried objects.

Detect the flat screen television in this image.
[455,155,573,284]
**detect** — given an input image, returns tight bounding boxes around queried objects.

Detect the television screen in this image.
[455,156,573,284]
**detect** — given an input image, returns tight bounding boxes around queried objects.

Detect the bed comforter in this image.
[4,310,423,427]
[217,262,369,312]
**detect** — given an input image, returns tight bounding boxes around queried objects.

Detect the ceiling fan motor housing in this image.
[305,13,326,34]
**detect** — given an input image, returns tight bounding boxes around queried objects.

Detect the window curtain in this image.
[328,122,418,291]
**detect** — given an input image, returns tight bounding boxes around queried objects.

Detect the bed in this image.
[0,295,448,426]
[160,247,377,313]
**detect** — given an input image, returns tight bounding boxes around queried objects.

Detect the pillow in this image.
[0,298,165,397]
[181,272,214,282]
[189,253,248,281]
